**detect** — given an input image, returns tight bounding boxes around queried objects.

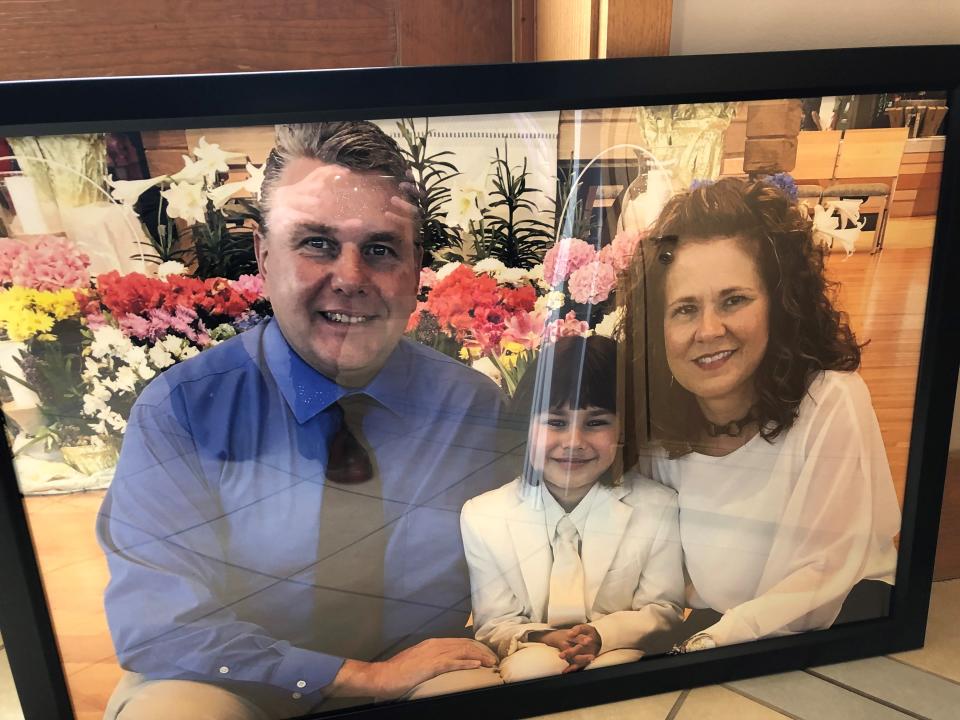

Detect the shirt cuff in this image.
[269,645,346,698]
[702,611,759,648]
[590,617,618,653]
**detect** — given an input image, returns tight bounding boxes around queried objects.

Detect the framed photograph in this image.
[0,45,958,720]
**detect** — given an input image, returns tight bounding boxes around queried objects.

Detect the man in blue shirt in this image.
[98,122,513,719]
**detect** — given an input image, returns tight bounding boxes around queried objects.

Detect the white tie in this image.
[547,515,587,627]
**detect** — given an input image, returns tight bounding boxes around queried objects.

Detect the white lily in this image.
[193,136,245,178]
[207,180,247,210]
[445,179,487,229]
[162,181,207,225]
[243,162,265,198]
[170,155,208,184]
[106,174,167,206]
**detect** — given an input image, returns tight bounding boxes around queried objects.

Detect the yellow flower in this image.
[33,289,77,319]
[498,343,527,372]
[0,287,76,341]
[48,289,80,320]
[5,309,53,341]
[0,287,32,318]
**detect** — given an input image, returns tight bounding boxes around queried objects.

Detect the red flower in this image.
[96,271,167,317]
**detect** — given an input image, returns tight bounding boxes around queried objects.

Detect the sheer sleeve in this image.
[705,373,901,647]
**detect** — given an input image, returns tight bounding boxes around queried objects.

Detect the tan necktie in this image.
[547,515,587,627]
[314,395,386,662]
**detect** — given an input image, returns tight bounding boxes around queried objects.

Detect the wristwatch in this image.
[671,632,717,654]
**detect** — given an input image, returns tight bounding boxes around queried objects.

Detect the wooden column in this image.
[530,0,672,61]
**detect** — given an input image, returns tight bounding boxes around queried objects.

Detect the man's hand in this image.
[326,638,497,700]
[558,624,601,673]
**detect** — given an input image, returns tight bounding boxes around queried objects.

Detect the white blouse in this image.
[650,370,901,647]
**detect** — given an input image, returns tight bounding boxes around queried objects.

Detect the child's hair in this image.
[510,335,622,488]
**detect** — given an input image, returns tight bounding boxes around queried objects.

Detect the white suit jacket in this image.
[460,475,684,658]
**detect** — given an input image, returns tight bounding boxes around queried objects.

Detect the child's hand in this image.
[559,624,601,673]
[534,628,579,651]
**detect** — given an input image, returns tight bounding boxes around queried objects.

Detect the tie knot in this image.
[556,515,578,543]
[326,395,374,484]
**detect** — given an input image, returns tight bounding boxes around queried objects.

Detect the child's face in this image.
[528,403,619,495]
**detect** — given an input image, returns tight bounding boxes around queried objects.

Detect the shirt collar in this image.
[540,482,599,541]
[262,318,412,423]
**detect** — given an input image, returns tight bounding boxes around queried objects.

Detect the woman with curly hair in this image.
[619,177,901,653]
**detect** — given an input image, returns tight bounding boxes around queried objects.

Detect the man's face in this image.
[255,158,421,386]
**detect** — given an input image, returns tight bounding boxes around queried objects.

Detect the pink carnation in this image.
[500,310,546,351]
[228,274,265,302]
[542,237,596,286]
[544,310,590,343]
[567,260,617,304]
[599,230,644,273]
[0,235,90,291]
[0,239,26,283]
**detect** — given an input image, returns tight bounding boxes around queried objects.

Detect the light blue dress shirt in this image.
[97,318,513,708]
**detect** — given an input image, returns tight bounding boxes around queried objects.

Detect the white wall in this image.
[670,0,960,451]
[670,0,960,55]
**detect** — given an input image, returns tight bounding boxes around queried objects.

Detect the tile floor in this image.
[1,580,958,719]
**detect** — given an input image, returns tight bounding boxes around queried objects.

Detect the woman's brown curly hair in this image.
[619,177,863,457]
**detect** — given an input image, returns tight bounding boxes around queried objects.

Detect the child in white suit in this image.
[461,336,684,682]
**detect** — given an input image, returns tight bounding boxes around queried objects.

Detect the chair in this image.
[791,130,842,218]
[822,127,909,253]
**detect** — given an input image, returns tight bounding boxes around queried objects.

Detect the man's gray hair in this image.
[259,121,421,239]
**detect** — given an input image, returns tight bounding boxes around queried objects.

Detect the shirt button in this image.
[296,680,307,688]
[219,666,229,674]
[292,692,302,700]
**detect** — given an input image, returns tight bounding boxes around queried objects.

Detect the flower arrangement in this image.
[0,259,271,461]
[106,137,264,280]
[90,269,268,348]
[405,249,628,395]
[0,289,91,449]
[543,230,642,301]
[406,261,542,393]
[72,270,269,440]
[81,327,199,435]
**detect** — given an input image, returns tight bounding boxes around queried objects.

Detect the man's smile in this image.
[319,311,375,325]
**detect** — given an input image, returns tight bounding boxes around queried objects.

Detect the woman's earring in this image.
[670,374,675,388]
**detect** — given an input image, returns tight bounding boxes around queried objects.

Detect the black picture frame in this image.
[0,44,958,720]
